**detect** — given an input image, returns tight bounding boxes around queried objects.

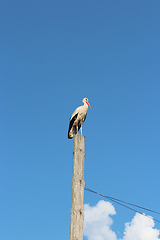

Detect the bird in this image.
[68,98,91,139]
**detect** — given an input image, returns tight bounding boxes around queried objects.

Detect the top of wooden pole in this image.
[74,134,85,148]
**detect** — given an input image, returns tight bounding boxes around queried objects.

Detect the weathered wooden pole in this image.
[70,134,85,240]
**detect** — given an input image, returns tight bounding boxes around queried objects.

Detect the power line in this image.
[84,187,160,224]
[85,187,160,215]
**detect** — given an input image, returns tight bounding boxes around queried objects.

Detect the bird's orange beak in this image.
[87,101,91,109]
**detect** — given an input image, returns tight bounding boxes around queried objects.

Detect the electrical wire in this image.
[85,187,160,215]
[84,187,160,224]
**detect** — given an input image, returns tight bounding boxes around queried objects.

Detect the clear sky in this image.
[1,0,160,239]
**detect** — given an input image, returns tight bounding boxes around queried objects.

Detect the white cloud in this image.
[122,213,160,240]
[83,200,160,240]
[83,200,118,240]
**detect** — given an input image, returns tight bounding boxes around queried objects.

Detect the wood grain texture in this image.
[70,134,85,240]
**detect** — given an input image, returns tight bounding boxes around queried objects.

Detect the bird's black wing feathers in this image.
[68,113,78,138]
[77,113,87,130]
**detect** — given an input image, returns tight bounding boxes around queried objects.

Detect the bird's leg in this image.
[76,122,78,134]
[80,123,82,135]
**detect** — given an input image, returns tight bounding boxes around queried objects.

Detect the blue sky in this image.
[1,0,160,239]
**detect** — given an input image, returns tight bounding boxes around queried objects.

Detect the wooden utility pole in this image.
[70,134,85,240]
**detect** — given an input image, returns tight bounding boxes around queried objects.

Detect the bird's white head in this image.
[82,98,91,109]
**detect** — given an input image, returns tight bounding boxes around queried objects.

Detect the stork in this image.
[68,98,91,139]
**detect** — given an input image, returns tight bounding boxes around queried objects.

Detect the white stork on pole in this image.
[68,98,91,139]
